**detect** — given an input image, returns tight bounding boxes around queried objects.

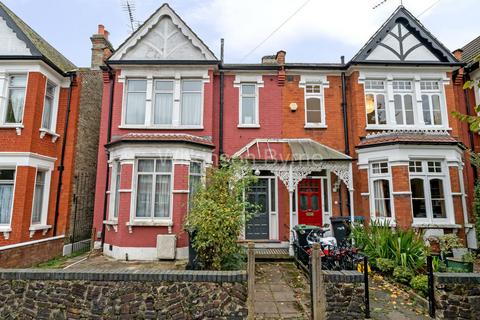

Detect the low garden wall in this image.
[434,272,480,320]
[0,269,247,319]
[323,270,365,320]
[0,236,64,268]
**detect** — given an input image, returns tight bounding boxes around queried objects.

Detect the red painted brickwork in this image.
[0,237,64,268]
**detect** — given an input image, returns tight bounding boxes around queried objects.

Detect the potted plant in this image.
[438,234,463,259]
[427,236,441,255]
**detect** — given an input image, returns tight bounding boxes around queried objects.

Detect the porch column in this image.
[288,165,294,256]
[349,189,355,224]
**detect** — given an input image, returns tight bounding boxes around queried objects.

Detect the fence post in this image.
[247,242,255,320]
[363,256,370,319]
[427,255,435,318]
[311,243,326,320]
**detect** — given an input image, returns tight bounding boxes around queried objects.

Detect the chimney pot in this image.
[98,24,105,35]
[276,50,286,65]
[91,24,113,70]
[453,49,463,61]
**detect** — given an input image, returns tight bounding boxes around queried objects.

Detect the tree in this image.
[184,159,258,270]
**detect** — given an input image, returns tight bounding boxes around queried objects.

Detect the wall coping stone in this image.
[434,272,480,284]
[322,270,363,283]
[0,268,247,283]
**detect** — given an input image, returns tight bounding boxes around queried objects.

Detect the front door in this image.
[298,179,322,226]
[246,178,269,240]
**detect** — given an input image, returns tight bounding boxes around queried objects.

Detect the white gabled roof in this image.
[110,3,217,62]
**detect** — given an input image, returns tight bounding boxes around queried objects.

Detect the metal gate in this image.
[68,172,95,254]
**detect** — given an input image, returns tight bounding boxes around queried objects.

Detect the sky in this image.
[3,0,479,67]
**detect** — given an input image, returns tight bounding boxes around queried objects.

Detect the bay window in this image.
[110,161,121,220]
[135,159,172,219]
[31,170,46,225]
[305,83,325,126]
[0,169,15,226]
[41,82,57,131]
[409,160,448,222]
[392,80,414,125]
[364,80,387,125]
[420,81,443,126]
[4,74,27,124]
[370,162,392,218]
[124,78,203,127]
[239,83,258,126]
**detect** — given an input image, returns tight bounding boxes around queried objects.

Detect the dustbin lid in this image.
[293,224,321,231]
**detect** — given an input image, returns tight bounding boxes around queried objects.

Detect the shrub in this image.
[185,159,257,270]
[410,275,428,297]
[351,221,427,272]
[438,234,463,253]
[376,258,396,274]
[393,266,414,285]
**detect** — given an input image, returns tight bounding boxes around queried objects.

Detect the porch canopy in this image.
[233,138,353,192]
[234,139,355,252]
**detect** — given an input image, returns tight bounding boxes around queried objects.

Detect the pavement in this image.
[254,262,311,319]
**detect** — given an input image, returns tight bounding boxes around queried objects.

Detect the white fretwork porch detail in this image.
[233,139,355,255]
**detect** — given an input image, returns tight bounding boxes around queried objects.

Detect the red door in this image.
[298,179,322,226]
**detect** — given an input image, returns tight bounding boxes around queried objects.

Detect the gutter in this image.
[100,66,115,249]
[53,72,76,235]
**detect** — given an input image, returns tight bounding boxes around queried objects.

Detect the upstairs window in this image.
[305,83,325,126]
[392,80,414,125]
[0,169,15,226]
[181,80,202,126]
[153,80,174,125]
[239,84,258,126]
[124,78,203,128]
[364,80,387,125]
[125,79,147,125]
[4,74,27,124]
[420,81,443,126]
[41,82,57,131]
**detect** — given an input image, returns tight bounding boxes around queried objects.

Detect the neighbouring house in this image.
[93,3,478,261]
[0,2,108,267]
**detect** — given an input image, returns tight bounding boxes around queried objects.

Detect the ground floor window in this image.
[31,170,47,224]
[409,160,447,221]
[135,159,172,219]
[189,161,202,207]
[109,160,121,220]
[0,169,15,225]
[370,162,392,219]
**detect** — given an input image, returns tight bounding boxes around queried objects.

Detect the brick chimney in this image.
[90,24,113,70]
[452,49,464,85]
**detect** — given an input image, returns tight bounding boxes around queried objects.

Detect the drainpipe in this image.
[340,56,350,217]
[100,66,115,249]
[463,79,478,180]
[219,38,225,158]
[53,71,76,236]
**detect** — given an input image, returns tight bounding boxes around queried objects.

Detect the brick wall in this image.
[0,236,64,268]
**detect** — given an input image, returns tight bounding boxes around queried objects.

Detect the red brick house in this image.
[93,4,477,260]
[0,3,106,267]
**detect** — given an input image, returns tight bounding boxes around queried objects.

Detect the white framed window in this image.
[41,81,57,131]
[31,170,49,225]
[134,158,172,220]
[305,83,325,127]
[369,161,392,219]
[392,80,414,125]
[153,80,174,125]
[123,78,203,128]
[109,160,121,220]
[364,80,387,126]
[420,81,443,126]
[0,169,15,227]
[3,74,27,124]
[181,80,202,126]
[409,160,449,222]
[239,83,258,126]
[188,161,203,207]
[125,79,147,125]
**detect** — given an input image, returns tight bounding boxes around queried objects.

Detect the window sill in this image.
[304,124,327,129]
[39,128,60,142]
[237,124,260,129]
[118,125,204,130]
[29,224,51,237]
[412,223,461,229]
[104,220,118,232]
[126,220,173,233]
[0,124,23,135]
[0,226,11,239]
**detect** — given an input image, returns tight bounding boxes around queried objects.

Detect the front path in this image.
[254,262,311,319]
